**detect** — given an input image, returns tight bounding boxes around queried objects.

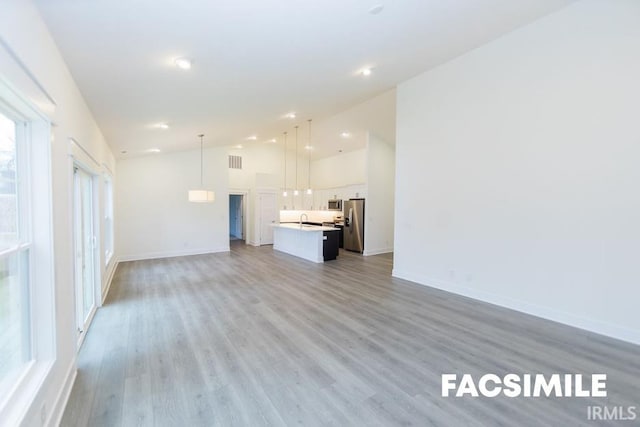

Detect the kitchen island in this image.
[272,223,340,263]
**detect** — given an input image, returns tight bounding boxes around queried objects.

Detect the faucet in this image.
[299,213,308,227]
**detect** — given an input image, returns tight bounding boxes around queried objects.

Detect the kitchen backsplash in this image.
[279,210,340,224]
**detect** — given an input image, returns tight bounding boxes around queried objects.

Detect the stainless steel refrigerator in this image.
[343,199,364,253]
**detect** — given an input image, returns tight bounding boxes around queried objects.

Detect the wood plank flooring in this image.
[61,242,640,426]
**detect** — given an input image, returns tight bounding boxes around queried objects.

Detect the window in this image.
[104,176,114,265]
[0,111,31,393]
[0,80,54,424]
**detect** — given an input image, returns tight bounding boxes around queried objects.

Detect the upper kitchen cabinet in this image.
[313,190,327,210]
[329,184,367,201]
[328,188,343,201]
[347,184,367,199]
[302,192,314,210]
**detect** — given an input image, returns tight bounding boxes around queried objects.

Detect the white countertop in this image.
[273,223,339,232]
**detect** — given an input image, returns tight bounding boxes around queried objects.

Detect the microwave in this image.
[328,199,342,211]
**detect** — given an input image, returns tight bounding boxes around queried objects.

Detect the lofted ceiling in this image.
[34,0,574,159]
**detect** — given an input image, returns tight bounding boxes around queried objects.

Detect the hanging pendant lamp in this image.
[282,131,288,198]
[188,134,215,203]
[306,119,313,195]
[293,125,299,196]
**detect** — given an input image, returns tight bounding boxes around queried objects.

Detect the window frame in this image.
[0,78,55,425]
[0,104,33,391]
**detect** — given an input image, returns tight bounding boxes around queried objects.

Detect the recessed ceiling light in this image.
[284,112,297,119]
[304,145,313,150]
[147,148,161,153]
[340,131,351,138]
[361,68,372,77]
[156,123,169,129]
[174,57,192,70]
[266,138,277,143]
[368,4,384,15]
[246,135,257,141]
[235,144,243,149]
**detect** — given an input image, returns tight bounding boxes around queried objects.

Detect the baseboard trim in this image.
[101,259,118,305]
[392,268,640,346]
[48,359,77,427]
[363,247,393,256]
[118,246,230,262]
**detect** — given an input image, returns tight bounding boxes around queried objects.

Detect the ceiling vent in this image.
[228,155,242,170]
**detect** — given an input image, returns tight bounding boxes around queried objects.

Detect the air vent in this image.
[229,155,242,169]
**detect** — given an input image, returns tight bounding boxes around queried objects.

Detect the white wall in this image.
[311,148,366,189]
[394,0,640,344]
[0,0,116,424]
[116,147,229,260]
[229,143,283,244]
[229,143,282,190]
[364,133,395,255]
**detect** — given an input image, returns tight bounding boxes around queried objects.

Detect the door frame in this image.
[229,189,249,244]
[71,161,100,349]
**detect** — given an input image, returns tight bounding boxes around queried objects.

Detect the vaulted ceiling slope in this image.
[34,0,574,158]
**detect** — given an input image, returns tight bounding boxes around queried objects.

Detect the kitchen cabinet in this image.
[323,230,339,261]
[272,223,339,263]
[345,184,366,199]
[302,192,313,210]
[280,191,302,211]
[313,189,328,210]
[331,188,344,202]
[333,185,366,201]
[356,184,367,198]
[308,184,367,211]
[289,193,310,210]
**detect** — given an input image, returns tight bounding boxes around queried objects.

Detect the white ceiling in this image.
[34,0,573,159]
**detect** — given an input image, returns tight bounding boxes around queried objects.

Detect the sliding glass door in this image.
[73,166,96,340]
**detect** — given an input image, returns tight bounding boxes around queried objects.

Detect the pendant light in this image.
[282,131,288,197]
[188,134,215,203]
[306,119,313,195]
[293,125,299,196]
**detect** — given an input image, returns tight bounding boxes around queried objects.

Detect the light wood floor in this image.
[61,242,640,426]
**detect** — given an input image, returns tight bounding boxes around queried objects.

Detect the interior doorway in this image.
[73,165,97,346]
[229,194,245,241]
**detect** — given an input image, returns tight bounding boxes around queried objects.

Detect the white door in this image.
[74,167,96,343]
[258,193,277,245]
